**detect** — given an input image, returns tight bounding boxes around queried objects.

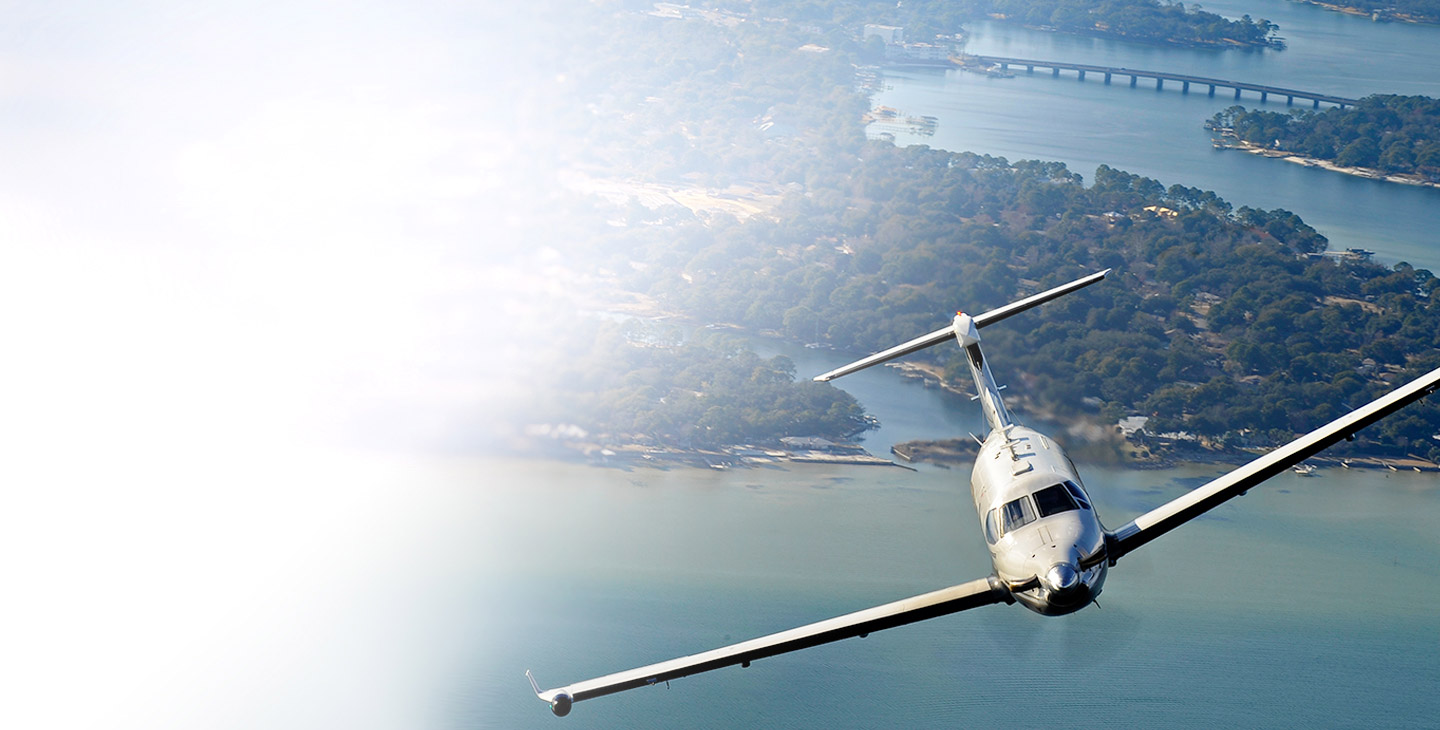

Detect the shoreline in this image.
[510,438,911,470]
[986,17,1279,50]
[559,304,1437,477]
[520,438,1438,474]
[890,436,1440,472]
[1288,0,1439,26]
[529,328,1439,475]
[1218,137,1440,191]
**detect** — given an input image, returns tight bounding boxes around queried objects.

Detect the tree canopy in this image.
[1211,96,1440,180]
[530,321,874,448]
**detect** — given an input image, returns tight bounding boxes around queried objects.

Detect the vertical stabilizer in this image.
[952,313,1012,434]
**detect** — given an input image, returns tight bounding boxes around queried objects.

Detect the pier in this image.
[965,55,1359,109]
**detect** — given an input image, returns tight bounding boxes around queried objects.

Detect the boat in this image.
[1292,463,1317,476]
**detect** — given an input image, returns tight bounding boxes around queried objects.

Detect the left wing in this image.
[528,576,1013,716]
[1108,364,1440,562]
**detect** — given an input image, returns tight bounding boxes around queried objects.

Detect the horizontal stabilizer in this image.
[972,268,1110,329]
[812,323,956,383]
[813,269,1110,382]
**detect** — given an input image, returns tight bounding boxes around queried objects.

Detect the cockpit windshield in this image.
[996,481,1092,538]
[1001,495,1037,533]
[1033,483,1080,518]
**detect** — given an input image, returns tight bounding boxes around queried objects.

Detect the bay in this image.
[468,438,1440,728]
[871,0,1440,270]
[458,332,1440,729]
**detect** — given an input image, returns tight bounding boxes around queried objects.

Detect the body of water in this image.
[463,334,1440,728]
[871,0,1440,270]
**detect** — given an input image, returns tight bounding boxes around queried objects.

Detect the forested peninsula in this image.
[954,0,1279,47]
[1291,0,1440,24]
[752,0,1279,48]
[1210,97,1440,186]
[528,322,874,450]
[504,2,1440,464]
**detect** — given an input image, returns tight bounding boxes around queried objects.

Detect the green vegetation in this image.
[611,148,1440,459]
[1294,0,1440,24]
[1211,96,1440,179]
[509,3,1440,461]
[750,0,1280,48]
[531,322,873,448]
[960,0,1278,47]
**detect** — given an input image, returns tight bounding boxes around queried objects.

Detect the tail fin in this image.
[813,269,1109,383]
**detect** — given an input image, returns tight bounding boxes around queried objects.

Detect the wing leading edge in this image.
[1108,364,1440,562]
[528,576,1013,716]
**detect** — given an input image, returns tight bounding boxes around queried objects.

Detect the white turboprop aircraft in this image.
[528,269,1440,717]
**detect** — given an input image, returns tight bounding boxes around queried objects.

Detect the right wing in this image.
[1107,364,1440,561]
[527,576,1013,716]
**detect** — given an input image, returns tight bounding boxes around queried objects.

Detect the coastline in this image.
[1217,137,1440,191]
[984,16,1280,49]
[1288,0,1439,25]
[891,435,1440,472]
[507,437,910,470]
[546,292,1437,477]
[507,434,1438,474]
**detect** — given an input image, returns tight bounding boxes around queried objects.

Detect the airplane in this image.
[527,269,1440,717]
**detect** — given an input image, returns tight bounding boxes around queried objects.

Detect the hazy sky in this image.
[2,3,552,727]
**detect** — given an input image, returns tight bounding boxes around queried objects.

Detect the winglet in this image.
[526,670,574,717]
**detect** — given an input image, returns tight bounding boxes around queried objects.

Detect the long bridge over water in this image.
[964,55,1360,109]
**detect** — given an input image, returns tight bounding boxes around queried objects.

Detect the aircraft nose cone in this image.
[1044,562,1080,595]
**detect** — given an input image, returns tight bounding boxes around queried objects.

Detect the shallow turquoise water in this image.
[469,454,1439,729]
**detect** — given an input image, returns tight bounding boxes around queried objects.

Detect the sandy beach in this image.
[1222,138,1440,191]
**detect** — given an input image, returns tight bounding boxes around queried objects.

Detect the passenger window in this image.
[1063,480,1091,510]
[984,508,1000,544]
[1033,484,1079,518]
[1001,496,1036,533]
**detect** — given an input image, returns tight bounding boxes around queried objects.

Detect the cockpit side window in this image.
[1033,483,1079,518]
[984,508,1000,544]
[1063,480,1091,510]
[1001,495,1037,533]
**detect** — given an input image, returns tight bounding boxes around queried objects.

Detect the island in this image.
[1209,97,1440,189]
[1289,0,1440,24]
[729,0,1281,49]
[963,0,1281,48]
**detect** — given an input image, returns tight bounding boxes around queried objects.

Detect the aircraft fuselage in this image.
[971,424,1108,615]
